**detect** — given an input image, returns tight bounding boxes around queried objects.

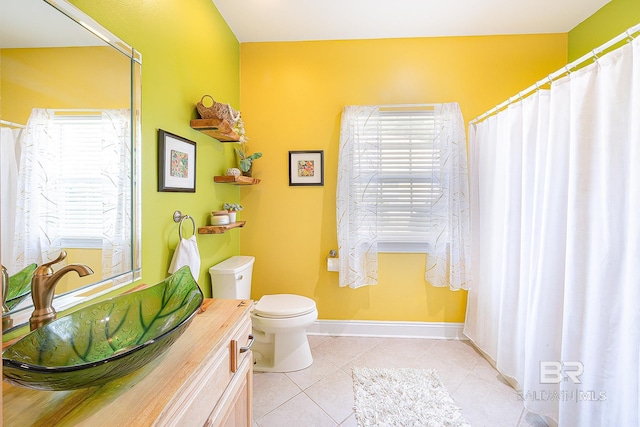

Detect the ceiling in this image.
[211,0,611,43]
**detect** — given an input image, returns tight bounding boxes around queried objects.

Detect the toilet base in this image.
[251,328,314,373]
[249,306,317,373]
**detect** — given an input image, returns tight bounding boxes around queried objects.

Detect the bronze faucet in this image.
[29,251,93,330]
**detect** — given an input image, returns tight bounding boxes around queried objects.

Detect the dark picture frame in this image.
[158,129,197,192]
[289,150,324,186]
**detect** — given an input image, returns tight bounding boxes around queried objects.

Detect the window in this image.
[55,115,105,248]
[14,108,131,273]
[354,108,443,252]
[337,103,470,289]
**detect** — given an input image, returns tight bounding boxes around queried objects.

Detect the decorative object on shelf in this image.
[196,95,240,125]
[223,203,243,223]
[225,167,242,177]
[158,130,196,192]
[211,210,230,226]
[289,150,324,186]
[234,116,261,177]
[191,95,242,142]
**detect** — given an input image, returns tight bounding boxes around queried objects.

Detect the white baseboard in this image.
[307,319,467,340]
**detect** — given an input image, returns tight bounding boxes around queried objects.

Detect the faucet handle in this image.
[35,251,68,276]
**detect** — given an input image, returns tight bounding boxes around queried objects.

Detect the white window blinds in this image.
[55,115,104,246]
[354,109,443,252]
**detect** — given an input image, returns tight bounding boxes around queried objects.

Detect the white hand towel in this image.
[168,235,201,282]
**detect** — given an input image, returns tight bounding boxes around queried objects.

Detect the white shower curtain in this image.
[1,127,22,274]
[465,37,640,426]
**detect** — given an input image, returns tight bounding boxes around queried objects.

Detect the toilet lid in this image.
[254,294,317,318]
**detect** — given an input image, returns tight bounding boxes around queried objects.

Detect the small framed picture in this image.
[158,129,197,192]
[289,150,324,186]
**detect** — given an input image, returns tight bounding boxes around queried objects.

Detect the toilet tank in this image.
[209,256,255,299]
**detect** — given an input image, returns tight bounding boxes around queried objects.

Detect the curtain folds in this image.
[12,109,131,279]
[465,38,640,426]
[100,109,132,278]
[337,103,471,290]
[13,109,63,269]
[337,106,380,289]
[425,103,471,290]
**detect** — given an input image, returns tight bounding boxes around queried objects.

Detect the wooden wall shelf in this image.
[190,118,239,142]
[198,221,246,234]
[214,176,261,185]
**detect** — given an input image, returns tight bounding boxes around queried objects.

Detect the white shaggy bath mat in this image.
[352,367,470,427]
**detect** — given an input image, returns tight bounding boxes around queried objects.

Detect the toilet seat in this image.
[253,294,317,319]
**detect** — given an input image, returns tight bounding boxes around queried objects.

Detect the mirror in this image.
[0,0,141,332]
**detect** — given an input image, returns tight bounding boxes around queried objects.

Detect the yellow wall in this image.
[0,47,129,123]
[240,35,568,322]
[69,0,242,296]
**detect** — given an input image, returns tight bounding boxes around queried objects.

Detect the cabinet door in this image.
[156,312,253,426]
[208,354,253,427]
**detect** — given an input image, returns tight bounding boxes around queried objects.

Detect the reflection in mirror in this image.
[0,0,142,331]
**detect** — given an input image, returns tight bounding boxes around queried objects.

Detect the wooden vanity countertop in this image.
[2,298,252,427]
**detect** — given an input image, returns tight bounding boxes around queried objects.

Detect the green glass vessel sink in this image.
[4,263,37,312]
[2,266,203,391]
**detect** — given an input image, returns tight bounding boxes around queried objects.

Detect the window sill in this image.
[377,242,430,253]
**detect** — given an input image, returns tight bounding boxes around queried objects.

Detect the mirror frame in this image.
[2,0,142,332]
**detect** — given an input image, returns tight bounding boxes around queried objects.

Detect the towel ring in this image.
[173,210,196,239]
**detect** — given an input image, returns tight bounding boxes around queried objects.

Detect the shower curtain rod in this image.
[470,22,640,125]
[0,119,26,128]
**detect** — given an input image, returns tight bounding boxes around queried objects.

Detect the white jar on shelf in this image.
[211,210,230,226]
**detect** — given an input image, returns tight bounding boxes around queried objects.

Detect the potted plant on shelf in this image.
[223,203,243,223]
[234,116,262,177]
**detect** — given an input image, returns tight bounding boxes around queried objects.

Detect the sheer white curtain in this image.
[465,37,640,426]
[100,109,132,278]
[425,103,471,290]
[13,109,131,278]
[13,109,64,269]
[337,103,471,290]
[337,106,380,289]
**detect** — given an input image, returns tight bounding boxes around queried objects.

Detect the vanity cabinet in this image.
[2,298,253,426]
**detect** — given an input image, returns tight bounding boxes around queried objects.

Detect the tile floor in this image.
[252,335,550,427]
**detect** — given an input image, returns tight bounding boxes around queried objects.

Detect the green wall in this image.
[568,0,640,61]
[69,0,242,296]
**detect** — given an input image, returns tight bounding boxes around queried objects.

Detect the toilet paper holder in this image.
[326,250,339,272]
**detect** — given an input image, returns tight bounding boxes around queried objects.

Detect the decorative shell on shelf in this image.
[225,168,241,177]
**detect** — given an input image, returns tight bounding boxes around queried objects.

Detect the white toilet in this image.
[209,256,318,373]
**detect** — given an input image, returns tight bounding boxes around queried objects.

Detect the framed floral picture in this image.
[158,129,196,192]
[289,150,324,186]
